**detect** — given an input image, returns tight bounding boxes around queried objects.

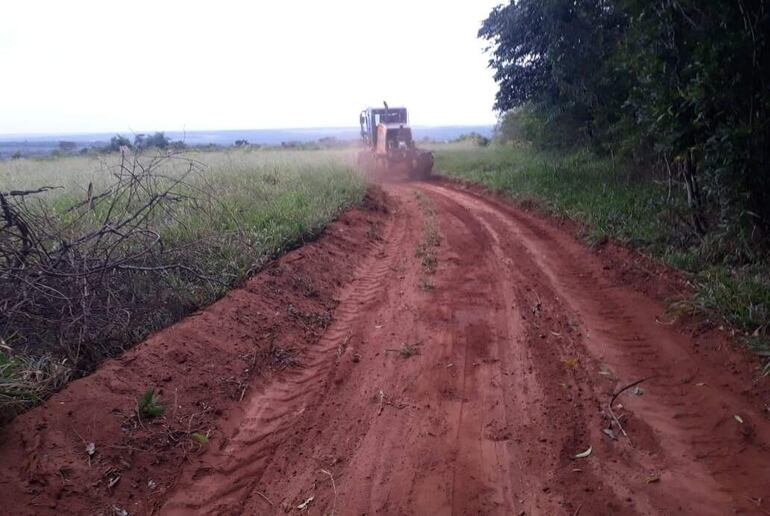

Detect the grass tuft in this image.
[137,388,165,419]
[0,351,72,422]
[415,191,440,275]
[397,343,420,359]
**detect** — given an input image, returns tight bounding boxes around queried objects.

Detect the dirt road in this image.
[161,180,770,515]
[1,181,768,515]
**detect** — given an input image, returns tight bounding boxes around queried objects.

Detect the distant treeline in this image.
[2,134,462,160]
[104,132,185,152]
[0,132,186,159]
[1,126,494,160]
[481,0,770,248]
[0,133,361,160]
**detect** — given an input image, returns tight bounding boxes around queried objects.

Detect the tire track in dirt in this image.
[223,184,531,515]
[0,191,393,516]
[422,186,637,515]
[230,184,629,514]
[161,196,412,515]
[421,192,519,515]
[2,182,767,515]
[164,181,768,515]
[420,182,770,515]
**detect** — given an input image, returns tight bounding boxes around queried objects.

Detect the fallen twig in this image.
[608,376,655,445]
[255,490,274,506]
[320,469,337,515]
[1,186,62,197]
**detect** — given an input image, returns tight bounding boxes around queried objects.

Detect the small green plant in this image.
[0,352,21,401]
[137,388,165,419]
[385,342,421,359]
[416,242,438,274]
[397,342,420,359]
[415,192,440,274]
[191,432,209,443]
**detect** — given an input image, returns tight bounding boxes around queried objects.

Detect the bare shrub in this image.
[0,150,223,418]
[0,148,365,421]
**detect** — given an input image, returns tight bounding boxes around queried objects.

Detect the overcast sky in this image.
[0,0,501,136]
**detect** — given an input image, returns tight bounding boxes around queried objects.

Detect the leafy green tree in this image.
[143,132,170,149]
[132,132,171,150]
[107,134,132,152]
[454,132,490,146]
[620,0,770,237]
[479,0,628,146]
[481,0,770,239]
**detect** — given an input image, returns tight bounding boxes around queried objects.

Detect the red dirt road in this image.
[1,181,769,515]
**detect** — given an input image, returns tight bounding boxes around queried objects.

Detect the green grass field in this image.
[0,148,365,416]
[434,142,770,369]
[433,142,664,245]
[1,147,365,279]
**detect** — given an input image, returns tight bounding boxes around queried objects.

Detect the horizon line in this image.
[0,123,496,141]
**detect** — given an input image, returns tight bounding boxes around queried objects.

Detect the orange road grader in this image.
[357,102,434,180]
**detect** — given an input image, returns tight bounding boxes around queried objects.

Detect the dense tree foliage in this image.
[135,132,171,150]
[107,134,132,152]
[481,0,770,244]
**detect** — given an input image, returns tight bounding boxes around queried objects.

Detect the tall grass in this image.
[1,148,364,280]
[0,148,365,418]
[434,143,664,245]
[434,142,769,366]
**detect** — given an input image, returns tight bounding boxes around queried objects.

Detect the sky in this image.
[0,0,502,136]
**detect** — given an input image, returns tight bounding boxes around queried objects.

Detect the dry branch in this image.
[607,376,655,445]
[0,150,226,419]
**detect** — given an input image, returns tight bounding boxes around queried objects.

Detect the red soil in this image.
[0,182,768,515]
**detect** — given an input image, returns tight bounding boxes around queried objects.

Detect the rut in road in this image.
[165,182,770,515]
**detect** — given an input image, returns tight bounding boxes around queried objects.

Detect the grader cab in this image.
[358,102,433,180]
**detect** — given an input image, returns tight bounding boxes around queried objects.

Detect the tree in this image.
[107,134,132,153]
[133,132,170,150]
[620,0,770,235]
[480,0,770,236]
[143,132,170,149]
[454,132,490,146]
[58,141,77,152]
[479,0,629,146]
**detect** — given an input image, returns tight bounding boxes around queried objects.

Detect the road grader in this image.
[357,102,433,180]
